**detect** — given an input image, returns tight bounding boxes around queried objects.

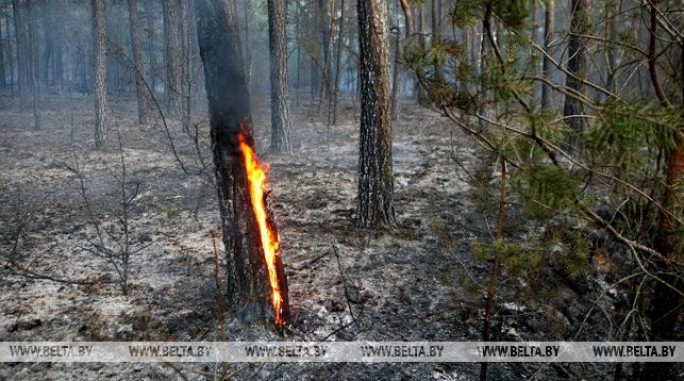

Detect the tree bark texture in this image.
[92,0,107,149]
[563,0,587,132]
[162,0,182,111]
[266,0,291,153]
[356,0,396,229]
[541,0,554,110]
[128,0,152,124]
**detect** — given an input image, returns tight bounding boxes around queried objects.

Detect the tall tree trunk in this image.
[318,0,331,102]
[38,0,50,86]
[541,0,554,110]
[27,0,40,129]
[562,0,588,133]
[331,0,346,125]
[604,0,619,94]
[4,6,15,93]
[128,0,151,124]
[0,9,5,87]
[266,0,291,153]
[50,0,63,91]
[92,0,107,149]
[356,0,396,229]
[180,0,192,133]
[195,0,290,326]
[640,3,683,380]
[162,0,181,111]
[12,0,28,109]
[146,1,156,98]
[390,3,401,121]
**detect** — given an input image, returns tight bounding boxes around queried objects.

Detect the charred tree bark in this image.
[356,0,396,229]
[266,0,291,153]
[562,0,587,133]
[541,0,554,110]
[195,0,290,326]
[92,0,107,149]
[128,0,152,125]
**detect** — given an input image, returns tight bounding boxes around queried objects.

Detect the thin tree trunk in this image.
[128,0,151,124]
[0,9,5,87]
[4,6,14,93]
[180,0,192,133]
[195,0,290,326]
[12,0,28,109]
[331,0,346,126]
[563,0,588,135]
[266,0,291,153]
[541,0,554,111]
[356,0,395,229]
[26,0,40,129]
[390,3,401,121]
[162,0,181,111]
[92,0,107,149]
[51,0,63,91]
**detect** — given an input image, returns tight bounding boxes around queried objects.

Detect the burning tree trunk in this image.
[355,0,396,228]
[266,0,291,153]
[195,0,290,327]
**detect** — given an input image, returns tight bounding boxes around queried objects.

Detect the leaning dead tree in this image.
[195,0,290,327]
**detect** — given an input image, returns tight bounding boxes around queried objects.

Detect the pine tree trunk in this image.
[128,0,151,124]
[26,0,40,130]
[0,11,6,87]
[541,0,554,110]
[92,0,107,149]
[195,0,290,326]
[266,0,291,153]
[563,0,587,133]
[356,0,396,229]
[12,0,28,109]
[331,0,346,126]
[162,0,182,112]
[640,3,683,379]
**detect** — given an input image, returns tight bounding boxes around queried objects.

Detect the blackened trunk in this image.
[356,0,396,229]
[195,0,290,326]
[266,0,291,153]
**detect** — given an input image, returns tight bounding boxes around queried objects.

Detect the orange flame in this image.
[237,134,285,327]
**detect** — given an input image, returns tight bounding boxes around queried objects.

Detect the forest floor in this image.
[0,95,668,380]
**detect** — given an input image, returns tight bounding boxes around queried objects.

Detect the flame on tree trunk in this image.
[195,0,289,327]
[238,134,286,326]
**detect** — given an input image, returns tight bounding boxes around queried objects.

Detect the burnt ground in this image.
[0,95,672,380]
